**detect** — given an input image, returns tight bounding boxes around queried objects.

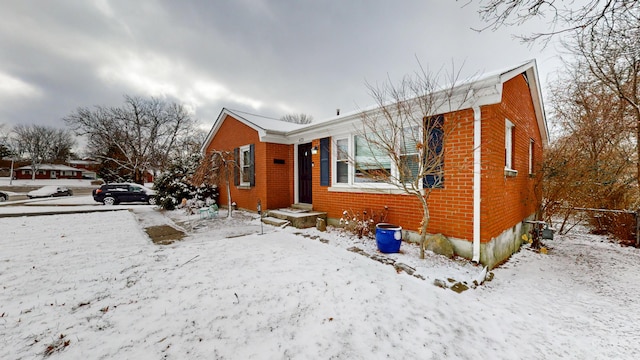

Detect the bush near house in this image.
[154,155,219,210]
[339,207,389,239]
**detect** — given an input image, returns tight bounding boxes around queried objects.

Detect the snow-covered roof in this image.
[17,164,84,172]
[201,59,548,151]
[200,108,309,152]
[67,159,100,165]
[290,59,548,144]
[227,109,308,133]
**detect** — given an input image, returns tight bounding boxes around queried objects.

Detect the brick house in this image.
[15,164,84,180]
[201,60,548,268]
[67,158,100,179]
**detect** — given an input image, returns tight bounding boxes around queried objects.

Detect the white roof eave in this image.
[260,130,293,144]
[201,60,549,149]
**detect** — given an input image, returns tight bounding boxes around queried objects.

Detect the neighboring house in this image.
[15,164,84,180]
[67,158,154,182]
[67,158,100,179]
[201,60,548,268]
[144,169,155,184]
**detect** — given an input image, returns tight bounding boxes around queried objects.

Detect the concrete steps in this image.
[261,216,290,227]
[263,205,326,229]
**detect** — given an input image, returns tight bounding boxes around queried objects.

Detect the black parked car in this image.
[92,183,157,205]
[0,190,8,202]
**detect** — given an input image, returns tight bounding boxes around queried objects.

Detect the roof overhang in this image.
[200,108,294,154]
[286,59,548,145]
[201,60,549,151]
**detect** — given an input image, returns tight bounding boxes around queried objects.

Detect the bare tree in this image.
[65,95,197,184]
[353,64,471,259]
[472,0,640,44]
[543,60,637,233]
[191,149,238,218]
[280,113,313,124]
[566,12,640,189]
[12,125,76,180]
[477,0,640,212]
[49,129,76,163]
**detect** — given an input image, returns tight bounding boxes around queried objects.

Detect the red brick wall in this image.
[204,115,294,211]
[480,74,543,242]
[15,169,82,180]
[264,143,295,209]
[311,109,476,241]
[204,75,543,244]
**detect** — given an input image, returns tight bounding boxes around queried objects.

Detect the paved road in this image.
[0,186,95,202]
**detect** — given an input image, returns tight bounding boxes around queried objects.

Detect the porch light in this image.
[311,146,318,155]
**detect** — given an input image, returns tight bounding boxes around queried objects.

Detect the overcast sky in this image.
[0,0,561,131]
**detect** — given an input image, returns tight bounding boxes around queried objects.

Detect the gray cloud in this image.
[0,0,560,131]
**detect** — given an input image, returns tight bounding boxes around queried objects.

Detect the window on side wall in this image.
[505,119,515,172]
[240,145,251,186]
[529,138,535,175]
[234,144,255,187]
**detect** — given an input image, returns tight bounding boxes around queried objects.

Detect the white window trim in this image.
[239,144,251,187]
[333,136,351,185]
[505,119,516,175]
[330,132,424,191]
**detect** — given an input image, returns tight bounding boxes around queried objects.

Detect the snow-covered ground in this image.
[1,205,640,359]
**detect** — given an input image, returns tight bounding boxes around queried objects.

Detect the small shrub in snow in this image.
[339,207,389,239]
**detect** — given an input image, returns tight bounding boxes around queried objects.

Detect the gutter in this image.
[472,105,481,263]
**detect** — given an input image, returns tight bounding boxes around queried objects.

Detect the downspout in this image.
[472,105,481,263]
[293,144,299,204]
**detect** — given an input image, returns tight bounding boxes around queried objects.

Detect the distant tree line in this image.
[0,123,76,180]
[0,95,205,184]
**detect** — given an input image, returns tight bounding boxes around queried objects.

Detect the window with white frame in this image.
[240,145,251,186]
[529,138,535,175]
[335,138,349,183]
[354,134,391,183]
[505,119,515,170]
[399,126,420,183]
[330,117,445,188]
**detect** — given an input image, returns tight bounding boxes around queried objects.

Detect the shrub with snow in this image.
[154,155,219,210]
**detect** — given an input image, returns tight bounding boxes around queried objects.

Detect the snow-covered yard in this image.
[1,206,640,359]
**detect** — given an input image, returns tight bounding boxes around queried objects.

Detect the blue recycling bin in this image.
[375,223,402,253]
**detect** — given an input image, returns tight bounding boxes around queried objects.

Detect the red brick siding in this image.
[264,143,295,209]
[204,115,294,211]
[480,74,543,242]
[311,109,476,241]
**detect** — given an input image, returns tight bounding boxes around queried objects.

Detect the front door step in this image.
[263,208,327,229]
[291,203,312,211]
[261,216,290,227]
